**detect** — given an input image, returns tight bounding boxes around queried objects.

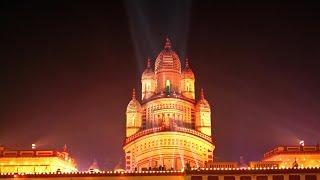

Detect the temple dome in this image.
[154,38,181,74]
[142,59,154,80]
[196,88,210,109]
[127,89,141,113]
[197,98,210,109]
[181,58,195,79]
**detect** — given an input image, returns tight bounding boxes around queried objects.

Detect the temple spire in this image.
[185,58,190,69]
[200,88,205,100]
[164,37,171,50]
[63,144,68,152]
[132,88,136,100]
[146,58,151,69]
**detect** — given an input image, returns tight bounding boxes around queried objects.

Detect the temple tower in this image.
[141,59,156,100]
[126,89,142,137]
[124,38,214,171]
[181,58,195,99]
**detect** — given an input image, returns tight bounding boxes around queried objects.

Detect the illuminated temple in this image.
[123,38,215,171]
[0,38,320,179]
[1,38,320,178]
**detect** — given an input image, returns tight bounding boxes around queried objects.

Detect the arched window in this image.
[146,83,150,91]
[186,82,190,91]
[165,80,171,95]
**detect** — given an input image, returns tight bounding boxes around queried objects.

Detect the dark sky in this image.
[1,0,320,171]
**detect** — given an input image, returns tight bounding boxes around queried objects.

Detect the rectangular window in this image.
[240,176,252,180]
[257,176,268,180]
[208,176,219,180]
[273,175,284,180]
[165,80,171,95]
[289,175,300,180]
[191,176,203,180]
[224,176,235,180]
[305,175,316,180]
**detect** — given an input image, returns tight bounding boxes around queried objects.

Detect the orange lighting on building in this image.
[123,38,215,171]
[250,144,320,168]
[0,145,77,174]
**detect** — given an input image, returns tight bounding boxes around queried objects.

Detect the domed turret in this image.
[126,89,142,137]
[142,59,154,78]
[155,38,181,74]
[154,38,181,93]
[181,58,195,79]
[196,88,210,108]
[181,58,195,99]
[195,88,212,136]
[127,89,141,112]
[141,59,156,100]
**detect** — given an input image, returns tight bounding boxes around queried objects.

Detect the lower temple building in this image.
[0,145,77,173]
[123,38,215,171]
[249,145,320,168]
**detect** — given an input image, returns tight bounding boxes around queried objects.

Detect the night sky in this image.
[1,1,319,170]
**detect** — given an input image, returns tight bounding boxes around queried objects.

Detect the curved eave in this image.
[141,93,195,105]
[154,69,181,74]
[123,126,213,148]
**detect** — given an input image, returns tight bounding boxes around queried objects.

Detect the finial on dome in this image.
[164,37,171,50]
[132,88,136,100]
[63,144,68,152]
[147,58,151,68]
[185,58,190,68]
[200,88,205,100]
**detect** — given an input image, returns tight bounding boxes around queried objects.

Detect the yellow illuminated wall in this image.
[0,156,77,173]
[124,131,214,171]
[181,78,195,100]
[142,98,195,129]
[264,153,320,168]
[260,145,320,168]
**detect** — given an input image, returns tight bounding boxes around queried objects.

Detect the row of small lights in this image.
[191,166,320,171]
[2,166,320,177]
[0,170,184,176]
